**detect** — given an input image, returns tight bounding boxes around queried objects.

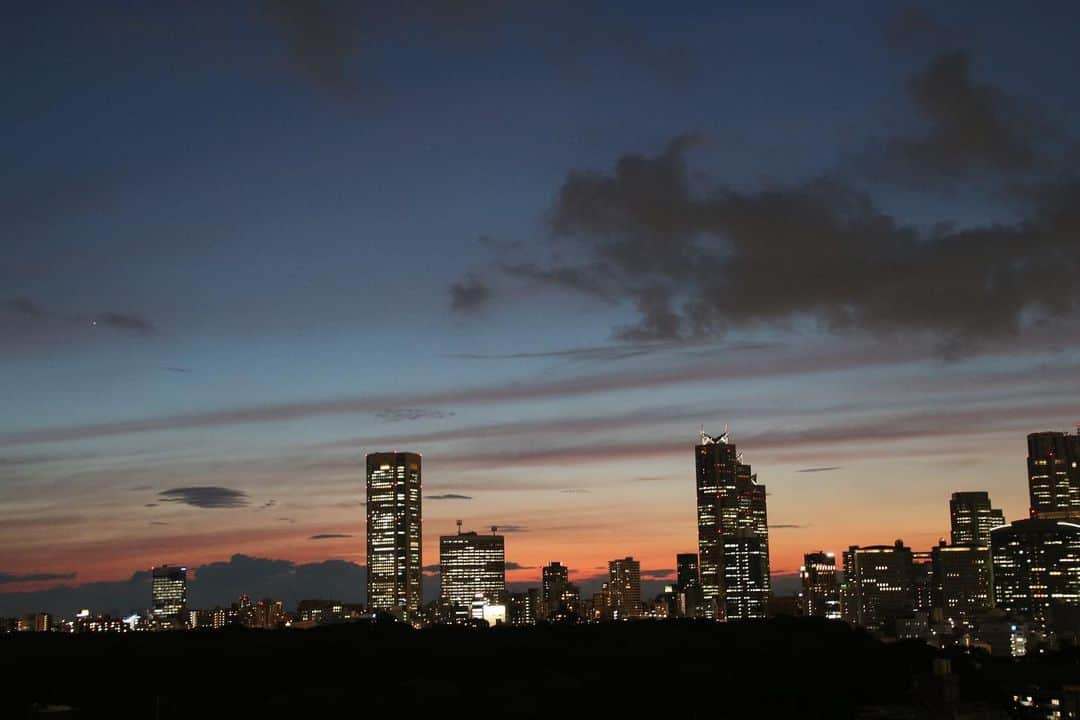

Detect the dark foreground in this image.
[2,618,1076,719]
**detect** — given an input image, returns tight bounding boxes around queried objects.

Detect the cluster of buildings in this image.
[796,430,1080,655]
[5,429,1080,656]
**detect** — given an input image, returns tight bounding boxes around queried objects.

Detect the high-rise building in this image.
[541,561,570,619]
[695,430,770,619]
[799,551,840,620]
[509,589,541,625]
[842,540,914,633]
[1027,431,1080,518]
[722,530,769,620]
[366,451,422,618]
[949,491,1005,545]
[930,541,992,620]
[912,549,935,613]
[440,526,505,609]
[676,552,702,617]
[151,565,187,625]
[991,518,1080,635]
[607,557,641,618]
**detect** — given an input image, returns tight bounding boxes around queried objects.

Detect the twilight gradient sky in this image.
[3,1,1080,611]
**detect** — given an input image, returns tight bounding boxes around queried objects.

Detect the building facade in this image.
[1027,431,1080,518]
[440,528,506,609]
[541,561,570,619]
[799,551,840,619]
[366,451,423,618]
[842,541,914,633]
[695,430,770,619]
[608,557,642,618]
[991,518,1080,635]
[949,491,1005,545]
[151,565,187,626]
[931,542,992,620]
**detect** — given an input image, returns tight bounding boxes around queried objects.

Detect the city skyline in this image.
[4,3,1080,615]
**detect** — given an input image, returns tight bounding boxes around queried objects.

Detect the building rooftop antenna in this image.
[456,519,462,535]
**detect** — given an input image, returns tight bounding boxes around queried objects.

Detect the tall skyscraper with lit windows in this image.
[799,551,840,619]
[151,565,187,625]
[366,451,422,618]
[1027,431,1080,518]
[439,526,505,609]
[695,430,770,620]
[607,557,642,618]
[949,491,1004,545]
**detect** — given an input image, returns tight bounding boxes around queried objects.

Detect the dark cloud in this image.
[143,503,158,507]
[641,568,674,579]
[449,274,491,313]
[894,51,1046,178]
[473,130,1080,353]
[308,533,354,540]
[560,488,590,494]
[5,298,45,317]
[504,561,534,571]
[163,366,192,374]
[92,312,154,335]
[261,0,359,97]
[796,466,841,473]
[425,493,473,500]
[494,524,528,533]
[149,521,169,526]
[0,571,77,585]
[422,564,441,573]
[158,486,250,509]
[769,523,810,529]
[375,408,454,422]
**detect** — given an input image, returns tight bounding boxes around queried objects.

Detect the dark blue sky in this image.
[2,2,1079,611]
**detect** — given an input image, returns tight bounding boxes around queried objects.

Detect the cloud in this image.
[308,533,354,540]
[493,524,528,533]
[425,493,473,500]
[505,561,534,571]
[158,486,250,509]
[796,466,841,473]
[92,312,154,335]
[150,521,169,526]
[375,408,454,422]
[892,51,1046,178]
[4,298,45,317]
[769,523,810,529]
[163,366,192,374]
[472,131,1080,353]
[422,564,441,573]
[261,0,359,97]
[449,274,491,313]
[560,488,590,494]
[0,571,77,585]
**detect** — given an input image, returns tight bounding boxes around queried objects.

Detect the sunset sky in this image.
[2,1,1080,615]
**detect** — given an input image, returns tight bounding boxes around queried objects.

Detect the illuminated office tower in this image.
[799,551,840,619]
[608,557,641,618]
[930,541,992,620]
[722,531,769,620]
[695,430,770,619]
[366,451,422,618]
[912,550,934,613]
[151,565,187,625]
[1028,431,1080,518]
[949,491,1005,545]
[541,561,570,618]
[509,589,541,625]
[440,525,505,609]
[991,518,1080,635]
[842,541,914,633]
[676,552,702,617]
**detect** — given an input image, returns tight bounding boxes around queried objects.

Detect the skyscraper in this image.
[541,561,570,619]
[991,518,1080,635]
[931,541,992,620]
[1027,431,1080,518]
[365,451,422,618]
[842,541,914,633]
[439,526,505,610]
[151,565,187,626]
[676,552,702,617]
[799,551,840,620]
[722,530,769,620]
[695,430,770,619]
[607,557,641,618]
[949,491,1005,545]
